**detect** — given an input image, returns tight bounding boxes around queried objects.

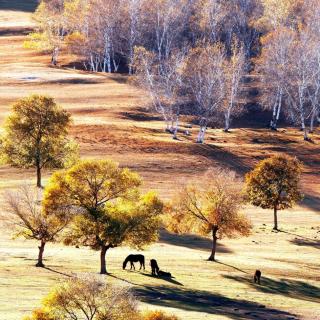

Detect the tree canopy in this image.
[43,159,163,274]
[245,154,303,230]
[5,185,71,267]
[0,95,78,188]
[168,168,252,261]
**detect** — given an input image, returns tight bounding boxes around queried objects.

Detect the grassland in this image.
[0,2,319,320]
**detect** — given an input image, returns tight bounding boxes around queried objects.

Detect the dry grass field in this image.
[0,2,319,320]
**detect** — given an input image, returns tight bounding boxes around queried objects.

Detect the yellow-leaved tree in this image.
[43,160,163,274]
[23,276,179,320]
[245,154,303,231]
[0,95,78,188]
[168,168,252,261]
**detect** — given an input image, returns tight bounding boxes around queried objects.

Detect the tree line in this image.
[27,0,320,141]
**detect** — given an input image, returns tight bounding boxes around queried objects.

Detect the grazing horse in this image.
[123,254,145,271]
[158,270,172,277]
[254,270,262,284]
[150,259,160,276]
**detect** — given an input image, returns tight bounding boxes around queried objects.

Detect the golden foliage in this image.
[245,154,303,211]
[168,168,251,239]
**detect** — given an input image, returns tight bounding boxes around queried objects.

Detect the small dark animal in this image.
[150,259,160,276]
[158,270,172,277]
[123,254,145,271]
[254,270,262,284]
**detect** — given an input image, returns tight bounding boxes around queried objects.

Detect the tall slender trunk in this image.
[51,47,59,66]
[208,228,218,261]
[273,205,278,231]
[36,165,42,189]
[197,126,207,143]
[310,109,317,133]
[224,107,231,132]
[274,90,282,130]
[100,245,109,274]
[36,240,46,267]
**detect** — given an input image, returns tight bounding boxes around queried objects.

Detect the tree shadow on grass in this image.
[0,0,38,12]
[289,238,320,249]
[299,193,320,214]
[224,275,320,304]
[279,230,317,241]
[188,143,252,175]
[44,266,72,278]
[134,285,298,320]
[119,269,184,286]
[141,273,184,286]
[215,261,248,274]
[159,229,233,254]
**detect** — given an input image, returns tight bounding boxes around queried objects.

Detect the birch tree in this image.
[25,0,66,65]
[285,31,315,140]
[182,43,226,143]
[222,40,246,132]
[133,47,185,138]
[256,28,295,130]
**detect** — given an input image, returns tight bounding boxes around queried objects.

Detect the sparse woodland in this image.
[26,0,320,141]
[1,0,319,319]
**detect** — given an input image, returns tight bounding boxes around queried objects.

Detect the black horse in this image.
[254,270,262,284]
[150,259,160,275]
[123,254,145,270]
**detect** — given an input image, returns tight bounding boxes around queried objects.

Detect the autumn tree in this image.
[43,160,163,274]
[23,276,140,320]
[0,95,78,188]
[245,154,303,231]
[256,27,295,130]
[133,46,185,138]
[25,0,65,65]
[222,40,246,132]
[182,43,226,143]
[5,185,71,267]
[168,168,252,261]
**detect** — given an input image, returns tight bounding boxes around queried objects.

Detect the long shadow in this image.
[216,261,248,274]
[160,229,233,254]
[188,143,252,175]
[0,0,38,12]
[224,275,320,303]
[120,269,183,286]
[0,27,34,36]
[141,273,184,286]
[279,230,316,241]
[289,238,320,249]
[299,193,320,214]
[107,273,140,286]
[45,78,104,85]
[44,267,72,278]
[120,110,163,122]
[134,285,298,320]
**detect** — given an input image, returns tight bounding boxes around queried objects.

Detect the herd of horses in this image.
[122,254,172,277]
[122,254,262,284]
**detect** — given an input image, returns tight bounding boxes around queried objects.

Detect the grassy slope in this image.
[0,3,319,320]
